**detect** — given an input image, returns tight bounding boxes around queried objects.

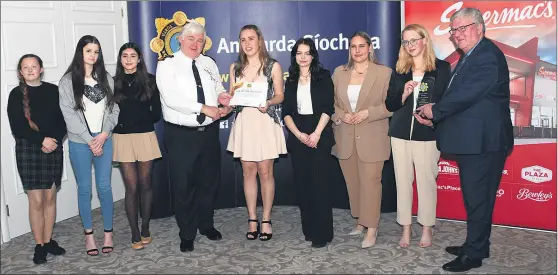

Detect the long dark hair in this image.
[17,54,43,131]
[287,38,323,83]
[233,24,271,79]
[113,42,153,102]
[64,35,113,111]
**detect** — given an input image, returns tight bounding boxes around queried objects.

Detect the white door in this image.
[0,1,128,241]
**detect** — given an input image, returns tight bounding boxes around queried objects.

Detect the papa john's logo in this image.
[438,161,459,176]
[521,165,553,184]
[150,11,213,61]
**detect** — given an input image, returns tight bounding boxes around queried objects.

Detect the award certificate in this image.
[230,82,267,107]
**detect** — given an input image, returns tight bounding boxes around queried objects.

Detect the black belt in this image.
[165,121,215,132]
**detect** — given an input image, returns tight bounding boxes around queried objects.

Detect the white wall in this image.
[1,1,129,242]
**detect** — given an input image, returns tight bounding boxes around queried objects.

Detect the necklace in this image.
[354,66,368,75]
[125,76,136,87]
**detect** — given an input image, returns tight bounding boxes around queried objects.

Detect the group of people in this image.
[7,7,513,273]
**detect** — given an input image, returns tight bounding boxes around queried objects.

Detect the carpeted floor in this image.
[1,200,556,274]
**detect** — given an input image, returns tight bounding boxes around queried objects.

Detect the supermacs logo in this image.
[150,11,212,61]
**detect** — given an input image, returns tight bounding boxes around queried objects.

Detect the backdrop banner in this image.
[128,1,402,218]
[405,1,557,231]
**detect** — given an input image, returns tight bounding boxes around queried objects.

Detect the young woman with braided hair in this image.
[7,54,67,264]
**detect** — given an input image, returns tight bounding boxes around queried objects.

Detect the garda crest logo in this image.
[150,11,212,61]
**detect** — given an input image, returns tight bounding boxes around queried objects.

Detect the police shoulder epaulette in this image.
[203,54,216,63]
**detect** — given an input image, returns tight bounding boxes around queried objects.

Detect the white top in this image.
[83,78,105,133]
[297,82,313,115]
[410,75,424,138]
[347,84,361,112]
[156,51,226,127]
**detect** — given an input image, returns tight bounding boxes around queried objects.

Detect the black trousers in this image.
[455,151,508,260]
[164,121,221,240]
[289,115,335,243]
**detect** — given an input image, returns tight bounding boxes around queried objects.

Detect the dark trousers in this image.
[455,151,508,260]
[164,121,221,240]
[289,115,334,243]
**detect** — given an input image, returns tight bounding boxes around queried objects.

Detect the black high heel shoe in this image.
[246,219,260,240]
[259,220,273,241]
[102,229,114,253]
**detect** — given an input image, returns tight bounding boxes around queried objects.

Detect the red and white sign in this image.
[516,187,553,202]
[406,1,557,231]
[521,165,553,184]
[438,160,459,177]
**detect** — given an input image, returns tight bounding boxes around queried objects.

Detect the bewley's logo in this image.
[434,1,555,36]
[521,165,553,184]
[438,161,459,176]
[516,188,553,202]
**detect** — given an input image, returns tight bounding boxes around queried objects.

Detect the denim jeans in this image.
[69,133,114,230]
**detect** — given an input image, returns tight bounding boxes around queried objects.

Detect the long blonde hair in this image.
[234,24,271,78]
[395,24,437,74]
[344,31,380,70]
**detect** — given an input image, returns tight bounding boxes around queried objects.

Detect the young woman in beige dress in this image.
[226,25,287,241]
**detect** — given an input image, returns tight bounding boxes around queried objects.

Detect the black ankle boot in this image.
[33,244,47,264]
[44,239,66,255]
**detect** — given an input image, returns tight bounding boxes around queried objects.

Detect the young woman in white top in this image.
[385,24,451,248]
[283,38,337,248]
[58,35,119,256]
[331,31,393,249]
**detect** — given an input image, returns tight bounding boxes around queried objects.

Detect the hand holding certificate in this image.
[229,82,268,107]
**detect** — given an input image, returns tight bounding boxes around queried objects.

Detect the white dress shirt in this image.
[296,82,313,115]
[156,50,226,127]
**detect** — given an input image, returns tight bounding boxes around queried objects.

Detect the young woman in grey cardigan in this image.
[58,35,119,256]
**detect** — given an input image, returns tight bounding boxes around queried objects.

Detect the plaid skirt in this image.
[15,138,63,191]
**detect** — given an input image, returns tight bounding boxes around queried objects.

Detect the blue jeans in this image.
[69,133,114,230]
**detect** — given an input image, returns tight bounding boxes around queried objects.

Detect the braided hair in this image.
[16,54,44,131]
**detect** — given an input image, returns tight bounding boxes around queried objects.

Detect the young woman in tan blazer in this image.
[331,31,393,249]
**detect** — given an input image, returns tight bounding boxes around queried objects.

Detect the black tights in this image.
[120,161,153,242]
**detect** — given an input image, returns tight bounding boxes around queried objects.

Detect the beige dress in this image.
[227,74,287,161]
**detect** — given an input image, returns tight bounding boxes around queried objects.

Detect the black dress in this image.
[7,82,67,190]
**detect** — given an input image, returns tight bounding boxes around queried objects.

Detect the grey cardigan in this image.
[58,72,119,144]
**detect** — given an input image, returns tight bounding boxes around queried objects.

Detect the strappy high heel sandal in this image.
[84,230,99,256]
[246,219,260,240]
[259,220,273,241]
[102,229,114,253]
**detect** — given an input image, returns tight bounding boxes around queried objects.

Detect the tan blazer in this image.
[331,62,393,162]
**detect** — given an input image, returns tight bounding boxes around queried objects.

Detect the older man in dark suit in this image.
[415,7,514,272]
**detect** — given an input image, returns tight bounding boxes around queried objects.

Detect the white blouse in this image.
[297,82,313,114]
[83,78,106,133]
[347,84,361,112]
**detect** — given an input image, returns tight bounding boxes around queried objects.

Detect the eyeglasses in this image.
[401,37,424,47]
[449,23,476,35]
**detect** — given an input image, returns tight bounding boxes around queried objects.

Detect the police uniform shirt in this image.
[156,50,226,127]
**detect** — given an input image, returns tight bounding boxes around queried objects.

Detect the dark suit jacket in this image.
[432,37,514,155]
[282,68,335,152]
[385,58,451,141]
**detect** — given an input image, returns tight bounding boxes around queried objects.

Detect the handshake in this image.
[201,93,234,121]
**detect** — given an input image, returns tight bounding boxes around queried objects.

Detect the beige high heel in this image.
[348,227,365,236]
[418,227,434,248]
[361,228,379,249]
